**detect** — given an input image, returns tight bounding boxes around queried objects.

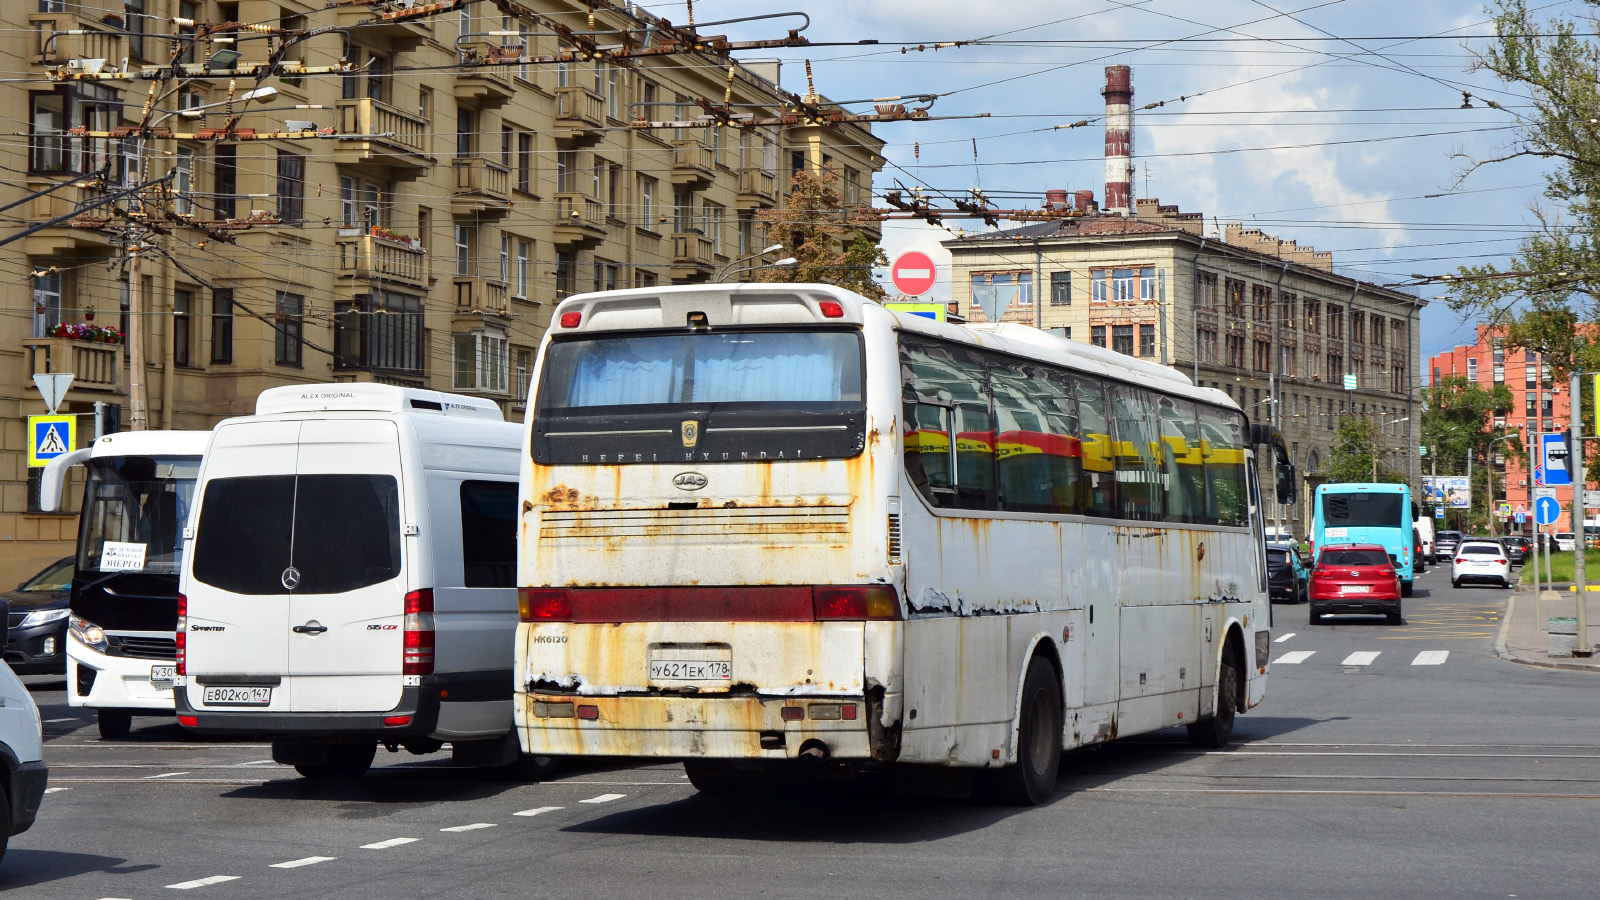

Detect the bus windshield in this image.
[77,456,201,576]
[1322,493,1403,528]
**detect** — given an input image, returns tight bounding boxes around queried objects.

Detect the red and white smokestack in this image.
[1102,65,1134,216]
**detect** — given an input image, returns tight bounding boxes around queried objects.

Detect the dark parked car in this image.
[1413,528,1426,575]
[1309,544,1404,625]
[1267,545,1308,604]
[2,557,73,675]
[1500,536,1531,566]
[1433,531,1464,564]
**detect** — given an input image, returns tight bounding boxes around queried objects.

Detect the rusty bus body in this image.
[515,284,1289,802]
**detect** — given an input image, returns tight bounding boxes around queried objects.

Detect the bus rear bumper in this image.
[518,692,884,760]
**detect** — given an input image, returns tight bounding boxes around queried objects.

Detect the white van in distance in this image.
[176,385,529,778]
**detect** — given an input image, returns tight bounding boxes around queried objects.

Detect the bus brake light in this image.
[519,588,574,622]
[813,585,900,621]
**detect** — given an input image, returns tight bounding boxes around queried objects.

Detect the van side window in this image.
[461,480,517,588]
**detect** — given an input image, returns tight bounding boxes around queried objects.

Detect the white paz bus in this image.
[515,284,1294,803]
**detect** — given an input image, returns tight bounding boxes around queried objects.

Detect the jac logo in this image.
[190,625,224,632]
[367,624,398,631]
[673,472,708,491]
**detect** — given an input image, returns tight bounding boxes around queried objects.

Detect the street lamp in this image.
[715,244,784,281]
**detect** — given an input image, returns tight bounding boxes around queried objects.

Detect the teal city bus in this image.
[1311,483,1417,596]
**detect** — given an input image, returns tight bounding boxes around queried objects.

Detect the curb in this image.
[1493,588,1600,674]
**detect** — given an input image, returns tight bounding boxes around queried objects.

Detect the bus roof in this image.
[88,429,210,459]
[551,283,1241,415]
[1316,483,1411,495]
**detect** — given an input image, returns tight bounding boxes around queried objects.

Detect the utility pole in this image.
[1533,351,1543,601]
[127,239,148,432]
[1571,370,1591,655]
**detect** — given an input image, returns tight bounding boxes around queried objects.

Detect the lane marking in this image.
[1273,633,1296,643]
[166,875,240,890]
[513,806,564,817]
[1341,651,1381,666]
[45,717,80,723]
[361,838,419,850]
[1412,650,1450,665]
[1084,787,1600,799]
[1271,650,1315,664]
[143,771,191,779]
[580,793,626,804]
[270,857,335,869]
[440,823,497,833]
[44,787,70,793]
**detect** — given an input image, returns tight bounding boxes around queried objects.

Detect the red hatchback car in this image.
[1308,543,1404,625]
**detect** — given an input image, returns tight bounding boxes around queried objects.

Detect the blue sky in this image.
[671,0,1562,366]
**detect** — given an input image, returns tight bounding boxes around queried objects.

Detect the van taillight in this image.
[818,300,844,318]
[813,585,901,621]
[175,593,187,676]
[519,588,572,622]
[403,589,435,676]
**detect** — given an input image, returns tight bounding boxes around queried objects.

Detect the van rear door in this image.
[283,419,406,713]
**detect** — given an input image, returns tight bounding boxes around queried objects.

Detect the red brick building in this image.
[1427,325,1590,533]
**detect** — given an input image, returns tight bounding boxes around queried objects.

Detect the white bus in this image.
[515,284,1294,803]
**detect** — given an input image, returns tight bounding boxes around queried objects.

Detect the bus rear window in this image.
[1322,493,1403,528]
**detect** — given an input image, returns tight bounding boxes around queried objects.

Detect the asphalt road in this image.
[5,564,1597,900]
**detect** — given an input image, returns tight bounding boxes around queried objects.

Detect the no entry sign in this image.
[890,251,937,296]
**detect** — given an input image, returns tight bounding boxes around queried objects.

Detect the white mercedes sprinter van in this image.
[176,385,526,779]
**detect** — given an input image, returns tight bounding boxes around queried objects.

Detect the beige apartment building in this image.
[0,0,883,581]
[945,198,1426,531]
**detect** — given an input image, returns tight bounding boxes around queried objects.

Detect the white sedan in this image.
[1555,532,1576,552]
[1451,539,1512,589]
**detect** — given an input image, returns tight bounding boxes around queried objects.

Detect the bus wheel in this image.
[97,710,132,741]
[1401,581,1413,597]
[1188,655,1237,749]
[993,655,1062,806]
[684,760,740,795]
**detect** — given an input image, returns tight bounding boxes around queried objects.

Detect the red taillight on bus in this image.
[519,588,573,622]
[818,300,844,318]
[813,585,900,621]
[560,311,582,328]
[175,593,187,676]
[403,589,435,676]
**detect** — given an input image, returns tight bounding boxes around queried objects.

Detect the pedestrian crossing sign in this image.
[27,414,75,468]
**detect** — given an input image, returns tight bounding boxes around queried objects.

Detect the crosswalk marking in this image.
[1272,650,1316,665]
[1411,650,1450,665]
[1273,633,1296,643]
[580,793,625,804]
[1341,651,1381,666]
[514,807,564,817]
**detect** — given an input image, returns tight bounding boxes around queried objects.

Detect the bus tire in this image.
[993,655,1062,806]
[1401,581,1413,597]
[1188,655,1237,749]
[97,710,132,741]
[683,760,740,795]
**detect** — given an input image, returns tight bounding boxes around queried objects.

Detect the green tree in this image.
[1450,0,1600,377]
[1324,417,1409,485]
[755,168,888,298]
[1420,376,1522,533]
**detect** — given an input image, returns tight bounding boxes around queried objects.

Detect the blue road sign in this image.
[1515,510,1527,525]
[1535,495,1561,526]
[1434,508,1445,519]
[1542,433,1572,486]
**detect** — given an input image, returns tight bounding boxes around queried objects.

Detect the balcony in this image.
[30,13,123,66]
[554,87,605,144]
[453,277,510,315]
[335,98,432,171]
[23,338,122,393]
[332,6,429,52]
[20,178,112,256]
[671,140,716,186]
[453,58,516,110]
[451,158,511,219]
[336,233,430,289]
[737,168,778,206]
[553,192,608,247]
[670,232,715,281]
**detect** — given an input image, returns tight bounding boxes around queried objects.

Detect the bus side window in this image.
[1074,377,1116,518]
[1110,386,1163,522]
[903,388,957,507]
[1158,396,1205,524]
[900,340,973,509]
[991,362,1079,514]
[1198,406,1249,526]
[952,398,996,511]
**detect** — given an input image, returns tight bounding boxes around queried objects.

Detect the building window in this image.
[555,251,573,299]
[214,146,237,219]
[1392,365,1404,394]
[1526,363,1537,389]
[556,150,574,193]
[125,0,147,60]
[516,240,530,297]
[1304,298,1321,333]
[275,291,303,366]
[639,176,656,227]
[1351,311,1365,344]
[516,132,532,193]
[29,92,68,173]
[593,260,618,292]
[456,106,475,158]
[173,289,193,367]
[1281,345,1297,377]
[32,271,62,338]
[1253,339,1271,372]
[1112,324,1134,356]
[1252,285,1272,322]
[172,148,194,216]
[1279,292,1297,329]
[1306,349,1318,379]
[1467,358,1478,381]
[1091,325,1106,348]
[453,329,509,393]
[276,151,305,224]
[454,225,472,277]
[1225,278,1245,316]
[971,272,1033,316]
[336,291,424,374]
[1198,326,1218,363]
[1373,316,1387,349]
[1050,271,1071,306]
[211,289,233,364]
[1327,304,1344,339]
[1328,352,1344,380]
[1139,324,1155,358]
[1227,334,1247,369]
[500,125,512,168]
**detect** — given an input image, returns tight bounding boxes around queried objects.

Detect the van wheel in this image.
[97,710,132,741]
[991,655,1063,806]
[295,742,377,780]
[0,783,10,864]
[1188,655,1237,749]
[684,760,740,795]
